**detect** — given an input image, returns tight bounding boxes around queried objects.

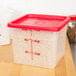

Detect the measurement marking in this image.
[24,30,40,60]
[25,51,40,56]
[30,30,32,36]
[0,34,1,37]
[31,38,33,60]
[24,38,40,43]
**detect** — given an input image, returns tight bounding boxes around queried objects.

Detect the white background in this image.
[0,0,76,16]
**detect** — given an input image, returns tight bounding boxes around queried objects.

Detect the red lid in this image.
[8,14,70,32]
[69,15,76,20]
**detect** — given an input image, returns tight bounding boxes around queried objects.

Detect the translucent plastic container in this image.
[0,7,12,45]
[8,14,70,68]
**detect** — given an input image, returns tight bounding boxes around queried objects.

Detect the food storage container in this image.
[8,14,70,68]
[0,7,12,45]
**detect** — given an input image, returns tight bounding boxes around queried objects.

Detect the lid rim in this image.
[69,15,76,20]
[8,14,70,32]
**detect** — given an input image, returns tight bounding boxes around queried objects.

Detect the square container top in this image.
[8,14,70,32]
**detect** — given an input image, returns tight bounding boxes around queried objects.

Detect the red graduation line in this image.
[0,34,1,37]
[24,30,40,60]
[25,51,40,56]
[30,30,33,60]
[31,37,33,60]
[24,38,40,43]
